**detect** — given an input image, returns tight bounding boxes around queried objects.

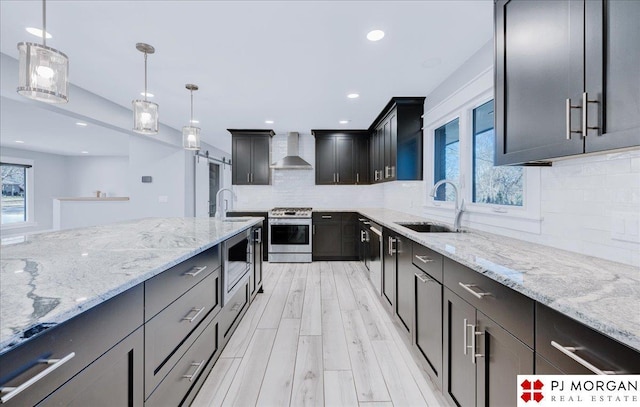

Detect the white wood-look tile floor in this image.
[192,261,449,407]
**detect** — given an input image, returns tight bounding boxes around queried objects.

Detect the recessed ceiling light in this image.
[25,27,52,39]
[81,151,89,154]
[367,30,385,42]
[140,91,154,98]
[15,140,25,144]
[75,122,88,127]
[347,93,360,99]
[190,119,200,124]
[339,120,350,124]
[265,120,274,124]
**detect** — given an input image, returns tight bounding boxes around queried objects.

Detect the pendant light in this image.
[132,43,159,134]
[17,0,69,103]
[182,84,201,150]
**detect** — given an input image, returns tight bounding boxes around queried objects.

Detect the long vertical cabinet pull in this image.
[247,173,250,183]
[566,98,582,140]
[582,92,600,138]
[463,318,469,355]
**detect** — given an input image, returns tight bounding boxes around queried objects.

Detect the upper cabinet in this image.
[495,0,640,165]
[228,129,274,185]
[312,130,369,185]
[370,97,425,182]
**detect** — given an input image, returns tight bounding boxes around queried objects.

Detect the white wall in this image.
[1,147,68,234]
[65,156,129,198]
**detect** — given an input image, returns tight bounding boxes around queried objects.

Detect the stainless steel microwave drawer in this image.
[145,271,220,398]
[145,245,220,320]
[444,257,534,347]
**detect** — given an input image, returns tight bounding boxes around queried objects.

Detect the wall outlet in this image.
[158,195,168,203]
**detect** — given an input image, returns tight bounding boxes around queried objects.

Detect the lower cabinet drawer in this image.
[221,280,250,343]
[536,303,640,374]
[36,327,144,407]
[0,285,143,407]
[145,271,220,398]
[145,315,219,407]
[412,242,443,283]
[444,258,534,347]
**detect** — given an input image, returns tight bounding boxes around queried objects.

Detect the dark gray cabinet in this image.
[395,235,413,334]
[251,226,264,299]
[312,130,369,185]
[495,0,640,165]
[381,230,396,310]
[229,129,274,185]
[312,212,358,260]
[369,97,424,182]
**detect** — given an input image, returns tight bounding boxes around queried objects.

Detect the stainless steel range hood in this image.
[270,132,313,169]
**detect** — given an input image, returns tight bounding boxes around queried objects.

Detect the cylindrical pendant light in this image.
[182,84,201,150]
[132,43,159,134]
[17,0,69,103]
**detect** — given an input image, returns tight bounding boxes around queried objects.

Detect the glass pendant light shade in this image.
[182,126,201,150]
[16,0,69,104]
[132,99,159,134]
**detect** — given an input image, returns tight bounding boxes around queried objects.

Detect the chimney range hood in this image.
[270,132,313,169]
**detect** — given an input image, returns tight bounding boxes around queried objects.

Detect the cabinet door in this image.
[495,0,585,164]
[312,214,342,259]
[476,311,534,407]
[443,288,476,407]
[37,328,143,407]
[341,212,358,258]
[395,235,413,333]
[316,137,336,184]
[355,135,369,184]
[388,112,397,181]
[414,268,442,388]
[251,136,270,185]
[232,136,252,185]
[253,227,263,295]
[383,119,393,180]
[335,136,355,184]
[382,231,396,310]
[585,0,640,153]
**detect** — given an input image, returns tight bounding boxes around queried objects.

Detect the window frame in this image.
[424,87,541,234]
[1,156,36,230]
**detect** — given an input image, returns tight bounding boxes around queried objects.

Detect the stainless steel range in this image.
[268,207,312,263]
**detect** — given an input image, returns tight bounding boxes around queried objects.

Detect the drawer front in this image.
[0,285,143,407]
[412,242,443,283]
[536,303,640,374]
[145,271,220,397]
[312,212,342,222]
[145,245,220,320]
[221,280,250,342]
[145,315,219,407]
[444,258,534,347]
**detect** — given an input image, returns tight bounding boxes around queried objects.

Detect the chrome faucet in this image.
[429,179,464,232]
[214,188,236,219]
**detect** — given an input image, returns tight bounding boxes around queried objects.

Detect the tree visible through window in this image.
[473,100,523,206]
[1,163,28,224]
[434,118,459,201]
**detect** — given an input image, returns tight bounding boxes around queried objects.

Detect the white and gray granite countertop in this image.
[353,208,640,353]
[0,216,262,353]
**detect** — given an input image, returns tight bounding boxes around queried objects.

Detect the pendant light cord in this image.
[42,0,47,47]
[143,52,148,102]
[190,90,194,122]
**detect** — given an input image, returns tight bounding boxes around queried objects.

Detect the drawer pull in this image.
[458,282,491,299]
[182,307,206,323]
[322,215,332,219]
[415,273,433,284]
[369,226,382,236]
[550,341,614,375]
[182,360,206,382]
[184,265,207,277]
[230,302,242,312]
[0,352,76,403]
[415,254,434,264]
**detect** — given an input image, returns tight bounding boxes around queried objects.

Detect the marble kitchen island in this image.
[0,216,262,406]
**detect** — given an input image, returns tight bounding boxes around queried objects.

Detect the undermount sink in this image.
[395,222,456,233]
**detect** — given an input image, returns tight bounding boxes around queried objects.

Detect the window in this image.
[472,101,523,206]
[433,118,459,201]
[1,158,34,228]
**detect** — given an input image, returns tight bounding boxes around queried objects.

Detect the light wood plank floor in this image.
[192,261,448,407]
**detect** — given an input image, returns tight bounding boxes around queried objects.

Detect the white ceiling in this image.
[0,0,493,155]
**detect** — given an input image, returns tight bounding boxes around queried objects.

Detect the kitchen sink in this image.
[395,222,456,233]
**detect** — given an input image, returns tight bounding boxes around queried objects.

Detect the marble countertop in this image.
[354,208,640,352]
[0,216,262,352]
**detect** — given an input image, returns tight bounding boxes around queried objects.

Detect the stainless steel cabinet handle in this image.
[566,98,582,140]
[388,236,396,256]
[415,254,434,264]
[363,221,371,225]
[0,352,76,403]
[337,173,340,183]
[184,265,207,277]
[458,282,491,299]
[333,173,336,183]
[582,92,600,139]
[360,230,366,242]
[250,173,253,183]
[550,341,614,375]
[356,173,360,183]
[463,318,469,355]
[385,166,390,178]
[182,306,206,323]
[322,215,332,219]
[369,226,382,236]
[182,360,206,382]
[254,228,262,243]
[247,173,250,183]
[471,327,483,364]
[415,273,433,284]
